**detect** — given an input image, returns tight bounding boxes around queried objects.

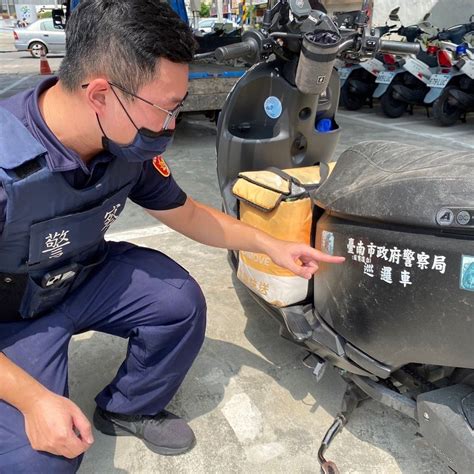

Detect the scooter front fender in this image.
[424,86,445,104]
[339,64,361,87]
[373,69,405,98]
[373,83,390,98]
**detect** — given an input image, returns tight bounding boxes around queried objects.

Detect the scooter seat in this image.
[416,50,438,68]
[314,140,474,230]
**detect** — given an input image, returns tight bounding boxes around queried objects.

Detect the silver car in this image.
[197,18,239,34]
[13,19,65,58]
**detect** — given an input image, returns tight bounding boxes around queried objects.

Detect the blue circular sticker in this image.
[264,96,282,119]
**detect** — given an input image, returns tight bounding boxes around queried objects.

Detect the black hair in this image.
[58,0,197,94]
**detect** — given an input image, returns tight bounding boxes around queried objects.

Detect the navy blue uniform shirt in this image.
[0,77,187,235]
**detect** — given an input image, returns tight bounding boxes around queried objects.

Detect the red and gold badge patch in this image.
[152,155,171,178]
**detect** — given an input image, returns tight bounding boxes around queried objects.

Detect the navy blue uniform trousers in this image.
[0,242,207,473]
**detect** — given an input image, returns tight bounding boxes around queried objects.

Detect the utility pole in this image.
[216,0,223,21]
[190,0,201,29]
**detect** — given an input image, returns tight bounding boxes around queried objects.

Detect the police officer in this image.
[0,1,344,471]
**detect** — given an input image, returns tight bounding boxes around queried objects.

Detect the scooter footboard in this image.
[417,384,474,473]
[348,376,474,472]
[314,213,474,369]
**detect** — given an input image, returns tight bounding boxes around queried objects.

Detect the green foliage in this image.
[200,3,210,17]
[38,10,52,19]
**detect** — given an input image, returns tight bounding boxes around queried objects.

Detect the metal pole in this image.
[216,0,223,21]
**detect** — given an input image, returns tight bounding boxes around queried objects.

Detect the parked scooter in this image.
[208,0,473,471]
[424,20,474,126]
[335,10,398,110]
[375,14,439,118]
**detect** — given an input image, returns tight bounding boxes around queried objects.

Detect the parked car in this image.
[13,19,65,58]
[197,17,239,34]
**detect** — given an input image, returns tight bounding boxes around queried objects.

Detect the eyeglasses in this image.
[81,81,188,130]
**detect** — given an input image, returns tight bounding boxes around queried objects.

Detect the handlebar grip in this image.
[215,38,259,61]
[379,40,420,55]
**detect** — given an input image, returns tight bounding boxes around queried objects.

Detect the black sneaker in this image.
[93,406,196,456]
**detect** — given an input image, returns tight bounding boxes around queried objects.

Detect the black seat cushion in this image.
[314,141,474,228]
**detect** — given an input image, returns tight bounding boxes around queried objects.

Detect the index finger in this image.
[72,409,94,445]
[306,248,345,264]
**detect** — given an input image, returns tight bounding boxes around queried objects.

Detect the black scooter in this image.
[335,9,400,111]
[208,0,473,472]
[424,21,474,126]
[377,21,439,118]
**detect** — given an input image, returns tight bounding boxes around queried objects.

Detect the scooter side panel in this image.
[461,59,474,80]
[314,213,474,369]
[403,57,432,84]
[360,58,385,77]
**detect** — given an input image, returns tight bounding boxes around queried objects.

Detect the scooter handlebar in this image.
[378,40,420,55]
[215,38,259,61]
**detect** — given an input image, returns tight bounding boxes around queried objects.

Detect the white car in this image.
[13,19,65,58]
[198,18,239,34]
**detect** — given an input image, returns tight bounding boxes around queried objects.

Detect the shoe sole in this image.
[93,410,196,456]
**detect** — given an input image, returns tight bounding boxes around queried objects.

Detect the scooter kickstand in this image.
[317,382,367,474]
[318,414,345,474]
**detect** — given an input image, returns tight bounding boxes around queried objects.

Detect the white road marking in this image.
[338,111,474,150]
[0,74,34,95]
[221,393,263,443]
[105,224,173,241]
[441,129,474,137]
[384,119,428,126]
[245,442,285,463]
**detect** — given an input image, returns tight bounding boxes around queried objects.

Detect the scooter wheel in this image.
[340,83,366,111]
[432,86,462,127]
[379,86,408,118]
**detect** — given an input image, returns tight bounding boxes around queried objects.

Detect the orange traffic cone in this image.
[39,47,52,75]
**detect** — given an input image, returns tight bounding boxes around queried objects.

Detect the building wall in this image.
[372,0,473,28]
[323,0,474,29]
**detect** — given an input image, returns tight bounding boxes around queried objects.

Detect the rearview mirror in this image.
[389,6,400,22]
[423,12,431,22]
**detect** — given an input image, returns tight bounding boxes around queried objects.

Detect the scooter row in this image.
[335,10,474,126]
